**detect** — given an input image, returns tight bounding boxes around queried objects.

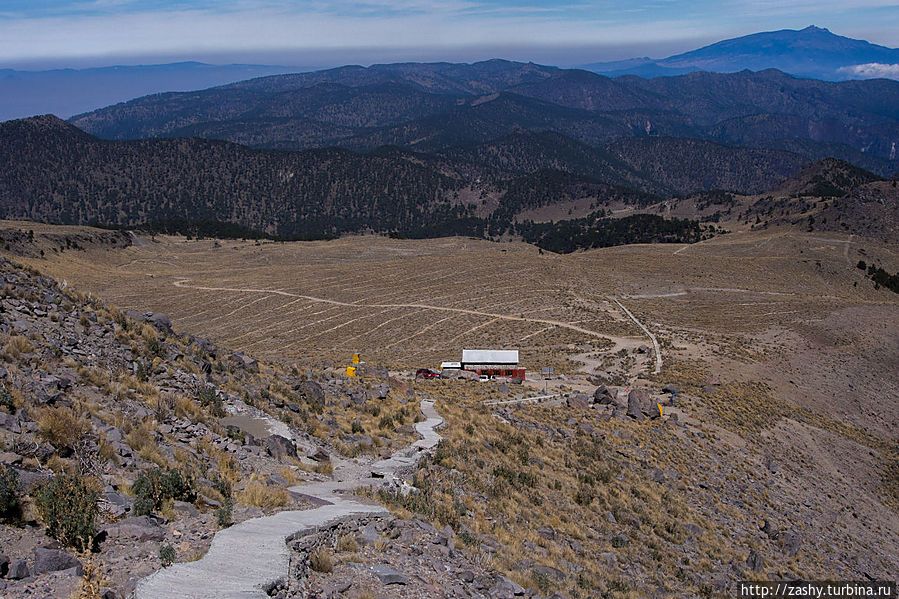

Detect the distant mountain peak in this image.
[582,26,899,81]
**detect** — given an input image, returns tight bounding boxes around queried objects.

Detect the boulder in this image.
[348,390,369,405]
[196,338,218,359]
[780,531,802,557]
[0,554,8,578]
[375,384,390,400]
[7,559,29,579]
[532,565,565,580]
[357,525,380,547]
[293,381,325,408]
[593,386,618,405]
[628,389,657,418]
[661,384,679,395]
[746,549,764,573]
[103,516,165,542]
[636,344,650,354]
[230,352,259,373]
[264,435,297,459]
[146,313,172,333]
[488,576,526,598]
[33,547,82,575]
[11,467,50,493]
[370,564,408,585]
[566,395,590,410]
[308,447,330,463]
[626,392,645,421]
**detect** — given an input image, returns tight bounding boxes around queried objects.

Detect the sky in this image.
[0,0,897,69]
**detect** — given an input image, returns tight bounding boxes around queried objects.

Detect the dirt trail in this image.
[173,279,616,342]
[610,297,662,374]
[134,400,444,599]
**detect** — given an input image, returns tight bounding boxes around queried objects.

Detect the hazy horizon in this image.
[1,0,897,71]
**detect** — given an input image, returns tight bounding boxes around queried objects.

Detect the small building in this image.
[460,349,525,379]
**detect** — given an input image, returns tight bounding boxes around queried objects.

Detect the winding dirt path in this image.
[134,400,444,599]
[172,278,615,342]
[610,297,662,374]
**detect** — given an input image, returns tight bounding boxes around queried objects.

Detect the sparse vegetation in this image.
[35,473,100,550]
[0,464,20,522]
[132,468,196,516]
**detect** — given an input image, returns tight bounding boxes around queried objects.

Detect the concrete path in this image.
[133,400,444,599]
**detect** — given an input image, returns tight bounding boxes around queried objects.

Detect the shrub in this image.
[198,387,225,418]
[35,473,99,549]
[308,546,332,573]
[0,386,14,413]
[132,468,196,516]
[336,534,358,553]
[38,406,88,451]
[0,465,20,521]
[216,498,233,528]
[159,544,176,567]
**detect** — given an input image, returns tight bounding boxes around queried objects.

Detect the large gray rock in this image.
[489,576,526,598]
[780,531,802,557]
[230,352,259,373]
[293,381,324,408]
[103,516,166,542]
[593,386,618,405]
[7,559,29,579]
[146,313,172,333]
[264,435,297,460]
[566,395,590,410]
[33,547,82,575]
[628,389,657,419]
[626,392,645,420]
[370,564,408,585]
[308,447,330,463]
[746,549,764,573]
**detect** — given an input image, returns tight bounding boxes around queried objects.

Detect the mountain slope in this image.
[584,26,899,81]
[0,62,301,122]
[68,62,899,167]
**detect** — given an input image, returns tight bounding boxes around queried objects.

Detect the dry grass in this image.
[237,479,290,509]
[4,334,33,358]
[336,533,359,553]
[308,546,332,573]
[38,406,88,449]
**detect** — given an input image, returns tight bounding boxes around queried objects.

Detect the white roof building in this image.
[461,349,519,365]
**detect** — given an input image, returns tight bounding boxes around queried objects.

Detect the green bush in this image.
[35,473,99,549]
[198,387,225,418]
[159,544,176,567]
[132,468,196,516]
[0,386,14,413]
[216,498,233,528]
[0,465,20,521]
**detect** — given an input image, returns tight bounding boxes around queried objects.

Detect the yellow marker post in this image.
[657,403,664,418]
[352,353,361,364]
[346,365,356,377]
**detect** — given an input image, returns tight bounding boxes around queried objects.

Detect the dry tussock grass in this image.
[238,478,290,509]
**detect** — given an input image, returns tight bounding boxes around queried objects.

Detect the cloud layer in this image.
[838,62,899,79]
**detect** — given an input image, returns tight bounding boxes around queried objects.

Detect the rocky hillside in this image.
[0,255,449,597]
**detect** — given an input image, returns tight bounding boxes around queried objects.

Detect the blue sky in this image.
[1,0,897,68]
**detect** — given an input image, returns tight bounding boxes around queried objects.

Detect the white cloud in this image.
[838,62,899,79]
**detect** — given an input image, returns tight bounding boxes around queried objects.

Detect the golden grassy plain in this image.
[3,221,899,590]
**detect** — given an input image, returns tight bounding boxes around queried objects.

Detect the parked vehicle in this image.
[416,368,440,379]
